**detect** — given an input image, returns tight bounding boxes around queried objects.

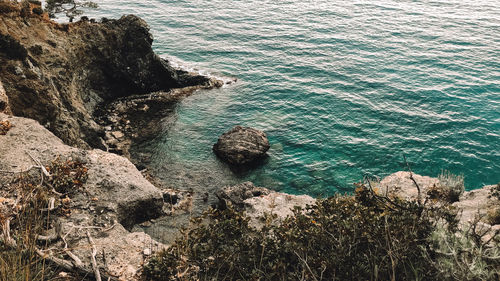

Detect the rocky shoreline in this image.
[1,2,498,280]
[1,112,498,279]
[0,2,222,150]
[0,3,223,279]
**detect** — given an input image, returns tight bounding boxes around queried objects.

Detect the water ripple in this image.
[85,0,500,194]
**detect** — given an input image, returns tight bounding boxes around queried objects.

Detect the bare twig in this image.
[294,251,319,281]
[40,197,57,212]
[67,250,84,267]
[0,165,38,174]
[403,155,422,206]
[26,150,50,177]
[36,233,59,243]
[1,219,17,248]
[87,230,102,281]
[35,247,118,280]
[364,177,406,211]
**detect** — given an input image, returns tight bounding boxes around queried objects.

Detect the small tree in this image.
[44,0,97,22]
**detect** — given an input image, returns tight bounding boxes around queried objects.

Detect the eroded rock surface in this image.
[0,79,10,114]
[216,181,271,210]
[0,6,218,148]
[378,171,439,201]
[453,185,500,235]
[216,182,315,228]
[0,113,165,280]
[378,171,499,242]
[213,126,270,165]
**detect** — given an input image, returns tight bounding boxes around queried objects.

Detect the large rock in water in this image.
[213,126,270,165]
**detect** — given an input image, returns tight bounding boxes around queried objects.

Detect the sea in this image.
[80,0,499,196]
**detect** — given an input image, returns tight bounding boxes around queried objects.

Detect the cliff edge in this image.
[0,3,219,149]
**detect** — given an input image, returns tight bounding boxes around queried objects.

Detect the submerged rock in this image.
[213,126,270,165]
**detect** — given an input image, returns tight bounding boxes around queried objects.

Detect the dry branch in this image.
[403,155,422,205]
[87,230,102,281]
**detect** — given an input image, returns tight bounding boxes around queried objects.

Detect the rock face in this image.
[213,126,270,165]
[378,171,500,240]
[0,79,10,114]
[378,171,440,201]
[216,182,315,228]
[215,181,271,210]
[0,6,218,148]
[0,113,166,279]
[453,185,500,229]
[0,113,164,229]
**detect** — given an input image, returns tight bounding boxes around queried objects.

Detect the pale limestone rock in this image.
[244,192,315,228]
[453,185,499,226]
[379,171,499,244]
[0,113,165,280]
[217,182,315,228]
[378,171,439,201]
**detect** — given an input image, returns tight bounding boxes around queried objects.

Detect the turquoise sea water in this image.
[85,0,499,196]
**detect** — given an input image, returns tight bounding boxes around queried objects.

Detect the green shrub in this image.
[428,225,500,280]
[436,170,465,203]
[143,185,462,281]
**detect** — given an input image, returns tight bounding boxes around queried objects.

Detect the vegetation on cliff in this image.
[0,156,88,281]
[0,1,219,149]
[45,0,98,22]
[143,184,499,281]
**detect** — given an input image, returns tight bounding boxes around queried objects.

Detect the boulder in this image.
[213,126,270,165]
[377,171,439,201]
[216,182,315,229]
[0,113,165,280]
[215,181,271,210]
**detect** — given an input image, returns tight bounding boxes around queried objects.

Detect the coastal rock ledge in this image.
[0,6,219,149]
[213,126,270,165]
[0,113,166,280]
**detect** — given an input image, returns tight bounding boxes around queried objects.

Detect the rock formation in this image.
[216,182,315,228]
[378,171,440,201]
[213,126,270,165]
[0,79,10,114]
[0,5,220,149]
[215,181,272,210]
[0,112,167,280]
[219,173,499,234]
[376,171,500,240]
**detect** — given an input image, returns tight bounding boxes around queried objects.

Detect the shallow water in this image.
[84,0,499,196]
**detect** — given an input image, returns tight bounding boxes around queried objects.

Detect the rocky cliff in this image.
[0,112,168,280]
[0,2,219,149]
